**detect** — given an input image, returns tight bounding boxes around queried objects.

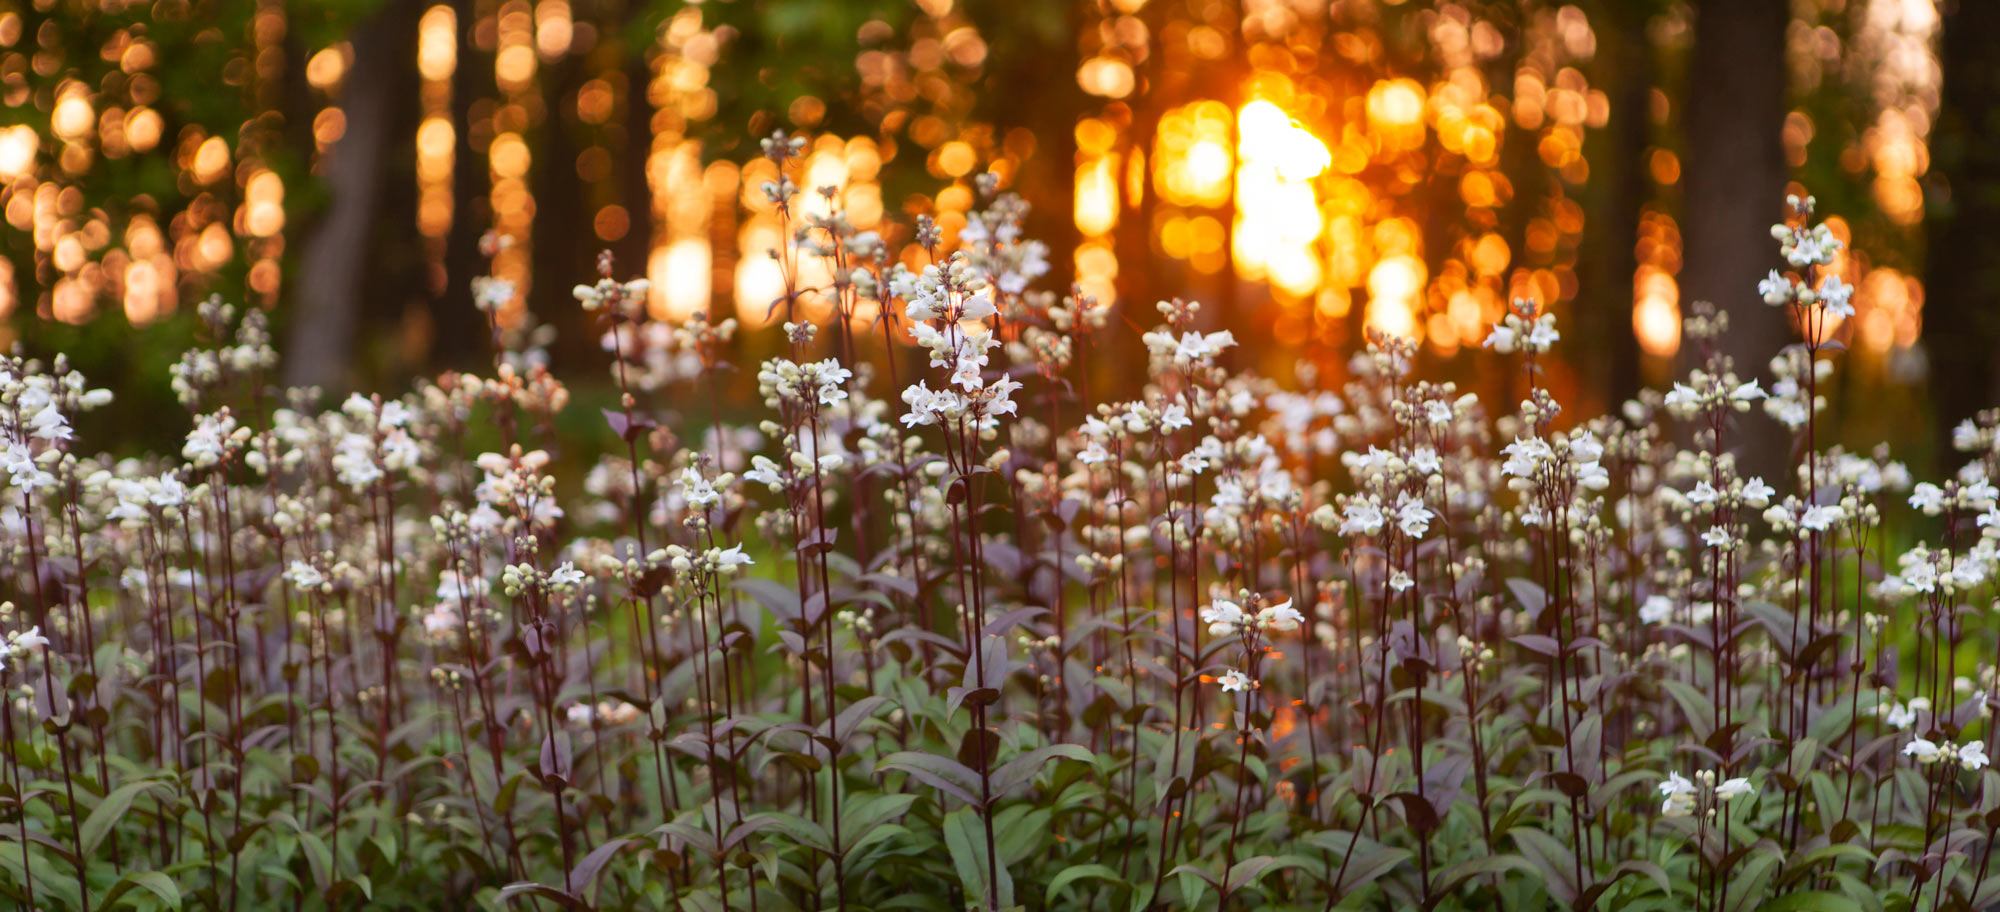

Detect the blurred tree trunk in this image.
[613,50,654,304]
[1575,0,1652,409]
[432,0,496,371]
[287,0,421,390]
[1683,0,1788,477]
[1924,0,2000,462]
[533,52,589,365]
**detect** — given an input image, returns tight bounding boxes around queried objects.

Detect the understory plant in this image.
[1,131,1998,912]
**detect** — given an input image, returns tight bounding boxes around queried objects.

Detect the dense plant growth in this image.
[1,133,1996,911]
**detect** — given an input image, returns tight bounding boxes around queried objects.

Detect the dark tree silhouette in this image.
[1575,0,1658,407]
[288,0,423,389]
[1683,0,1789,476]
[1924,0,2000,462]
[434,0,497,372]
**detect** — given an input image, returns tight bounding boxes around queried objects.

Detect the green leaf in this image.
[496,880,576,906]
[1763,892,1862,912]
[1723,852,1783,912]
[1510,826,1581,906]
[1576,860,1671,908]
[100,870,181,910]
[299,831,334,891]
[566,837,636,904]
[843,792,919,841]
[880,752,984,807]
[82,780,163,857]
[734,577,804,621]
[993,805,1052,865]
[749,810,833,855]
[1302,832,1410,893]
[1660,679,1718,742]
[1225,855,1311,893]
[1047,863,1121,902]
[943,807,1013,909]
[990,744,1093,796]
[1431,854,1540,898]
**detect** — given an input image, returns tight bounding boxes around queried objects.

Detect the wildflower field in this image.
[3,131,1997,912]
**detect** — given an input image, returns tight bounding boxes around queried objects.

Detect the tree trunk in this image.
[1682,0,1789,477]
[286,0,421,390]
[614,44,655,299]
[533,52,590,367]
[433,0,496,371]
[1924,0,2000,463]
[1575,0,1652,408]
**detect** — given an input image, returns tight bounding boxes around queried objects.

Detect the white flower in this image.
[1566,432,1603,463]
[475,277,516,310]
[1818,274,1854,317]
[1202,600,1246,637]
[1396,498,1434,538]
[1500,436,1551,478]
[9,627,49,654]
[1160,404,1192,433]
[1759,270,1792,305]
[1175,330,1236,362]
[1789,234,1831,267]
[378,401,413,428]
[744,455,786,490]
[1340,499,1384,537]
[680,467,720,510]
[1799,504,1843,532]
[1640,595,1673,625]
[1714,778,1752,801]
[2,443,51,490]
[285,561,325,591]
[1216,669,1254,693]
[1961,741,1990,771]
[710,544,755,569]
[959,290,997,322]
[1658,772,1696,817]
[1963,479,1998,510]
[548,562,586,588]
[423,604,462,636]
[1525,316,1559,350]
[437,569,488,604]
[2,442,32,477]
[1701,527,1732,549]
[1904,737,1943,764]
[27,403,69,441]
[150,473,187,507]
[1910,483,1946,515]
[950,357,985,392]
[1483,323,1517,353]
[1658,771,1693,798]
[107,480,150,522]
[1256,599,1303,633]
[468,503,503,534]
[1740,478,1775,508]
[1730,381,1767,402]
[815,363,853,405]
[1883,701,1918,729]
[1975,505,2000,530]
